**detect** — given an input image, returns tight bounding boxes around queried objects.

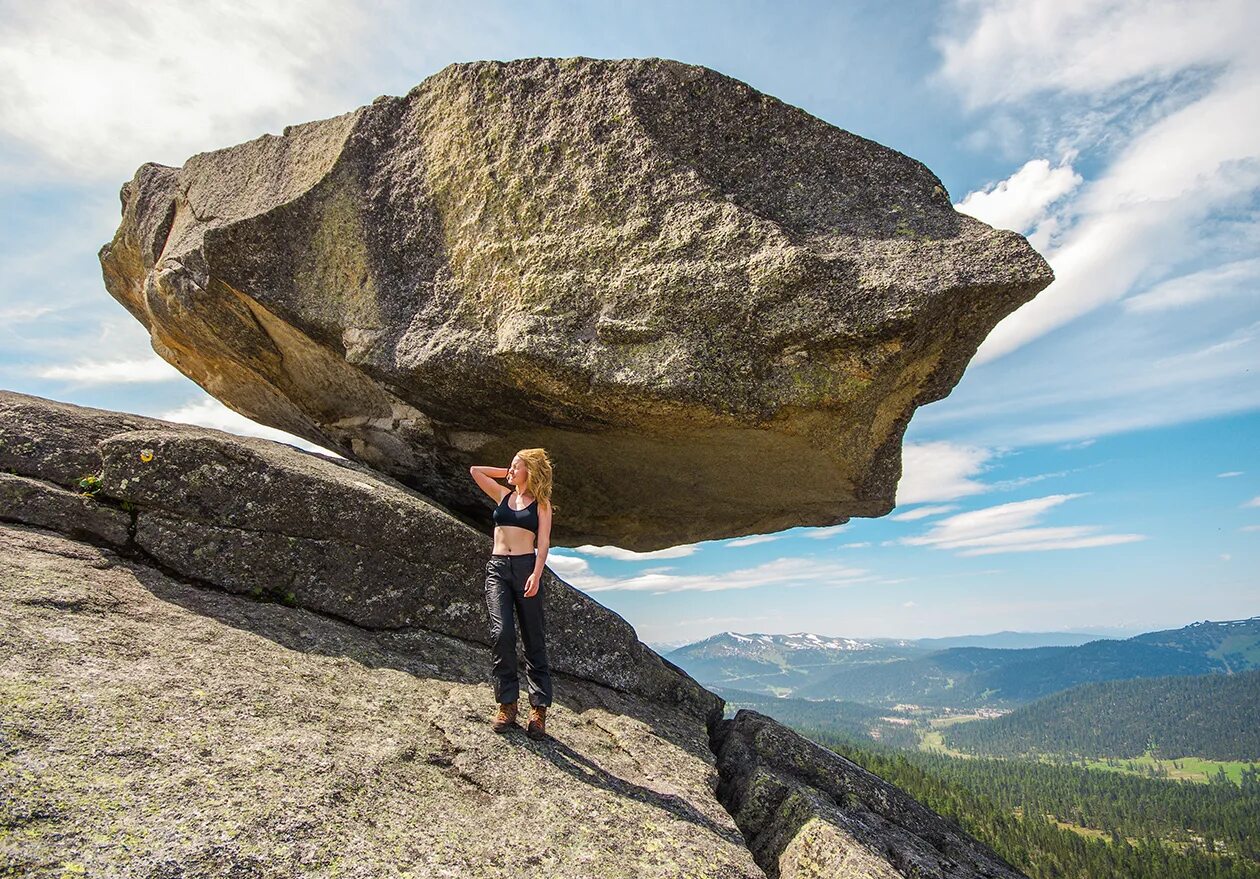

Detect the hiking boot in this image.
[527,705,548,740]
[492,702,518,733]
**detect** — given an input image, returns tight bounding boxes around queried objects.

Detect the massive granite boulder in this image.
[99,57,1053,551]
[0,390,1031,877]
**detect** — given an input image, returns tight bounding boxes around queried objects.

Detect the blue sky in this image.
[2,0,1256,643]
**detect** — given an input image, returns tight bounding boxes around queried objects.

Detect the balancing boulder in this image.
[100,57,1052,551]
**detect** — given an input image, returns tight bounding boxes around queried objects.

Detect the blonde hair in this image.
[515,447,556,510]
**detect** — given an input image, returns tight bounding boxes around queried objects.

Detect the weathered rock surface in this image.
[1,390,1028,877]
[712,711,1025,878]
[0,390,714,722]
[0,524,759,878]
[99,57,1053,551]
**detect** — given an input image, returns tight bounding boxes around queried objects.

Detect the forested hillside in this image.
[942,669,1260,760]
[808,730,1260,879]
[1132,618,1260,672]
[714,687,921,747]
[795,639,1225,706]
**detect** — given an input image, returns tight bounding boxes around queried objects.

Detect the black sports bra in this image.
[492,490,539,533]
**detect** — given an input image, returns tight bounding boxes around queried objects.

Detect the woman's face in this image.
[508,456,528,489]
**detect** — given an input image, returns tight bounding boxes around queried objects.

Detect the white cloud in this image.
[975,125,1260,364]
[1218,471,1244,478]
[913,305,1260,447]
[1243,496,1260,508]
[1155,332,1255,370]
[35,355,184,385]
[570,556,874,595]
[889,504,959,521]
[940,1,1260,365]
[158,397,339,456]
[955,157,1082,233]
[0,0,372,183]
[571,543,699,561]
[802,524,849,540]
[726,534,785,547]
[0,305,56,323]
[937,0,1258,108]
[991,468,1084,490]
[541,553,589,578]
[1123,258,1260,313]
[897,441,994,504]
[907,494,1081,542]
[903,493,1145,556]
[902,601,917,608]
[1241,524,1260,532]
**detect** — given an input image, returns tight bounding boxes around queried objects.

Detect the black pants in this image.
[484,552,553,707]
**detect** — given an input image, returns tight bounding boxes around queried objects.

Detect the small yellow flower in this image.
[139,449,154,463]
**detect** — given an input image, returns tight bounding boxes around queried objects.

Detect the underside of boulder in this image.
[99,57,1052,551]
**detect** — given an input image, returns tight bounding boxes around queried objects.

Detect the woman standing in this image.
[469,449,555,740]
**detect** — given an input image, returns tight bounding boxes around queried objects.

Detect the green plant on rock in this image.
[76,472,103,497]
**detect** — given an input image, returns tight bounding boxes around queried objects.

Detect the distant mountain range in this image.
[942,669,1260,761]
[792,640,1224,707]
[666,617,1260,708]
[664,631,923,696]
[912,630,1120,650]
[672,628,1104,653]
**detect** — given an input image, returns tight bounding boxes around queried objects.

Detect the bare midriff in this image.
[492,523,536,556]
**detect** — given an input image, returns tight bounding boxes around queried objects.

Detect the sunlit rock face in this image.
[0,524,763,878]
[0,389,717,723]
[99,57,1052,551]
[2,390,1028,877]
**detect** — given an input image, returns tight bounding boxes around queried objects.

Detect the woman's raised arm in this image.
[469,465,509,502]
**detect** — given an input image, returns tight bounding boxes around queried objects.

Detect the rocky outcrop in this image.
[0,389,714,722]
[1,524,760,878]
[0,391,1030,877]
[99,57,1053,551]
[712,711,1025,878]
